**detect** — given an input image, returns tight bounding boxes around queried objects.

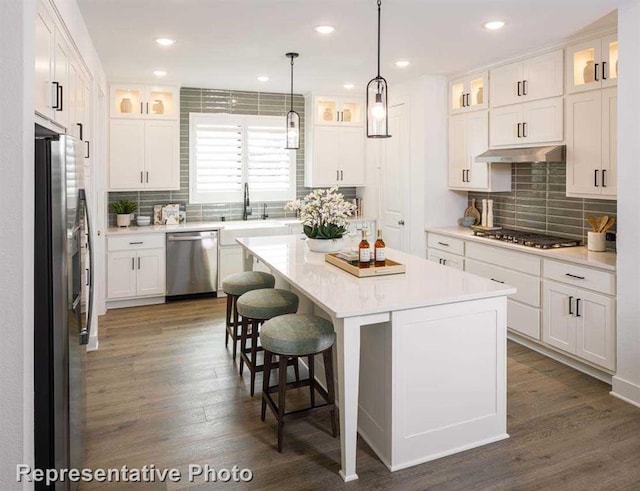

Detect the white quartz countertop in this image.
[425,226,617,272]
[237,235,516,319]
[106,219,301,236]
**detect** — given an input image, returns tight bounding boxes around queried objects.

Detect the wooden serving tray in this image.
[325,253,406,277]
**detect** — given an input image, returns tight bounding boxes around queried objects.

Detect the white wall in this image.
[612,0,640,407]
[0,0,36,488]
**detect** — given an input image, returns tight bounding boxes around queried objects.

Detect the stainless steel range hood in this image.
[475,145,565,163]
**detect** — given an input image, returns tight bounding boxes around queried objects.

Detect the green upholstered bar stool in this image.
[236,288,300,396]
[259,313,338,452]
[222,271,275,362]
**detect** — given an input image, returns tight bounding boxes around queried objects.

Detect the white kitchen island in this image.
[237,235,516,481]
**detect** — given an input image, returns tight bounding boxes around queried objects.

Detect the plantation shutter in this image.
[246,121,291,192]
[193,121,243,193]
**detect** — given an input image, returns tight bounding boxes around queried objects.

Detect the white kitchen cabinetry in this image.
[490,97,563,147]
[107,235,166,300]
[449,72,488,114]
[566,88,617,198]
[426,234,465,270]
[448,111,511,191]
[566,34,618,94]
[109,119,179,190]
[490,50,563,108]
[110,84,180,119]
[218,246,244,290]
[305,95,365,187]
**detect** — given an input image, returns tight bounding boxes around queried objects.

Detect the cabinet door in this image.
[522,97,563,144]
[109,119,145,190]
[575,290,615,370]
[522,50,564,102]
[218,246,244,290]
[448,114,468,188]
[313,96,341,125]
[566,40,602,94]
[601,88,617,197]
[466,111,489,190]
[34,4,55,118]
[490,62,523,108]
[53,31,70,129]
[145,85,179,119]
[144,120,180,190]
[542,281,576,354]
[136,249,166,296]
[449,79,467,114]
[339,127,365,185]
[601,34,618,88]
[309,126,340,186]
[67,60,79,138]
[566,91,602,196]
[107,251,137,299]
[490,105,522,146]
[110,84,145,118]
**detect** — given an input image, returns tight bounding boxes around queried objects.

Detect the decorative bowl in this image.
[459,216,476,227]
[136,216,151,226]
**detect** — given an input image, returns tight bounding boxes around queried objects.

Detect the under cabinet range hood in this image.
[475,145,565,163]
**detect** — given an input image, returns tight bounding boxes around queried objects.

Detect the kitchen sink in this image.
[218,221,289,246]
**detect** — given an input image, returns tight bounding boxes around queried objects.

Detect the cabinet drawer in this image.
[427,249,464,270]
[427,233,464,255]
[507,300,541,339]
[543,260,615,295]
[108,234,165,251]
[465,258,540,307]
[466,241,541,276]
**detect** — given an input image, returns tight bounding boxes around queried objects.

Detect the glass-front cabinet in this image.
[566,34,618,94]
[313,96,363,126]
[449,72,488,114]
[110,84,179,119]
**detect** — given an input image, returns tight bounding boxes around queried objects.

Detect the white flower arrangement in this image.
[285,187,356,239]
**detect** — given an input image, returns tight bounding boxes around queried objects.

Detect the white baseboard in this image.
[106,296,165,310]
[611,376,640,408]
[87,335,99,352]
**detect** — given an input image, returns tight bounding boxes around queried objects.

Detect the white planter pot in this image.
[305,237,345,253]
[116,214,131,227]
[587,231,606,252]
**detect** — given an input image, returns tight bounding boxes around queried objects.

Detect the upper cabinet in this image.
[490,97,564,147]
[449,72,488,114]
[490,50,563,108]
[312,95,363,126]
[566,34,618,94]
[110,84,180,119]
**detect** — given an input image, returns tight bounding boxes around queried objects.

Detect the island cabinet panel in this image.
[358,296,508,471]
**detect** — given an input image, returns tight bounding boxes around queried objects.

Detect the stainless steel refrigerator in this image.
[34,125,93,490]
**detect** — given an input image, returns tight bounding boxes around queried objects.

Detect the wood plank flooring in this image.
[83,298,640,490]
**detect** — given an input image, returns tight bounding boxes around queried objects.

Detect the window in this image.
[189,113,296,203]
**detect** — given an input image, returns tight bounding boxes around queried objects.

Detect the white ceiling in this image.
[77,0,620,95]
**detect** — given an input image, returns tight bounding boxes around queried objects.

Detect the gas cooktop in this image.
[472,228,583,249]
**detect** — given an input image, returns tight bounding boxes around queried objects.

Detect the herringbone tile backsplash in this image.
[469,162,617,244]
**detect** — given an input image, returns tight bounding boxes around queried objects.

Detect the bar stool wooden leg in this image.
[323,348,338,437]
[250,319,260,396]
[293,358,300,382]
[261,350,272,422]
[225,295,232,347]
[239,317,248,376]
[232,296,240,361]
[308,354,315,408]
[277,355,287,452]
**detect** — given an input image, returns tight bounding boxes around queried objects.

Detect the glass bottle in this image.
[358,229,370,268]
[374,229,386,267]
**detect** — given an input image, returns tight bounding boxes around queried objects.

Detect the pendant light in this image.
[366,0,391,138]
[285,52,300,149]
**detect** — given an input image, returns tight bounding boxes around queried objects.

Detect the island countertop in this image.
[237,235,516,319]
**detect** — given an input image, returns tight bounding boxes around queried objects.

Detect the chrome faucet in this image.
[242,182,252,220]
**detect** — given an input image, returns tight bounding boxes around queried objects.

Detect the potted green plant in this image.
[110,200,138,227]
[285,187,356,252]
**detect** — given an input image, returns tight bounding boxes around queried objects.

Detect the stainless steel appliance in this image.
[34,125,93,490]
[472,228,582,249]
[166,230,218,298]
[475,145,566,163]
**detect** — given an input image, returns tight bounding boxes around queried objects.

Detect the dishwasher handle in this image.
[167,231,218,242]
[167,236,205,242]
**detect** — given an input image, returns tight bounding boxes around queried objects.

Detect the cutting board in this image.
[464,198,481,225]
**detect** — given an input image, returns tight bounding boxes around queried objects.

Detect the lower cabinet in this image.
[107,235,166,300]
[542,280,615,371]
[426,249,464,270]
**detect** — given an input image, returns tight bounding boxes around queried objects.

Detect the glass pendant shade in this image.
[285,109,300,149]
[367,76,390,138]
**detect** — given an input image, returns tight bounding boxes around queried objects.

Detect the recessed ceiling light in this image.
[343,83,355,90]
[483,21,505,30]
[314,25,335,34]
[257,75,270,82]
[395,60,410,68]
[155,38,175,46]
[153,70,167,78]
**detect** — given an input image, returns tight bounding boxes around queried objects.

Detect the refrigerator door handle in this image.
[79,189,93,346]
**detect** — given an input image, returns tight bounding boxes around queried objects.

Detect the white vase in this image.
[116,214,131,227]
[587,232,606,252]
[305,237,345,253]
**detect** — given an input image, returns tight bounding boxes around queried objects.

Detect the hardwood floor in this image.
[83,298,640,490]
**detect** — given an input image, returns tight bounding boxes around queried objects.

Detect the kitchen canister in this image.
[587,232,606,252]
[120,97,132,113]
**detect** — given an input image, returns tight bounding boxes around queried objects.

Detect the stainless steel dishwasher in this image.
[166,230,218,298]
